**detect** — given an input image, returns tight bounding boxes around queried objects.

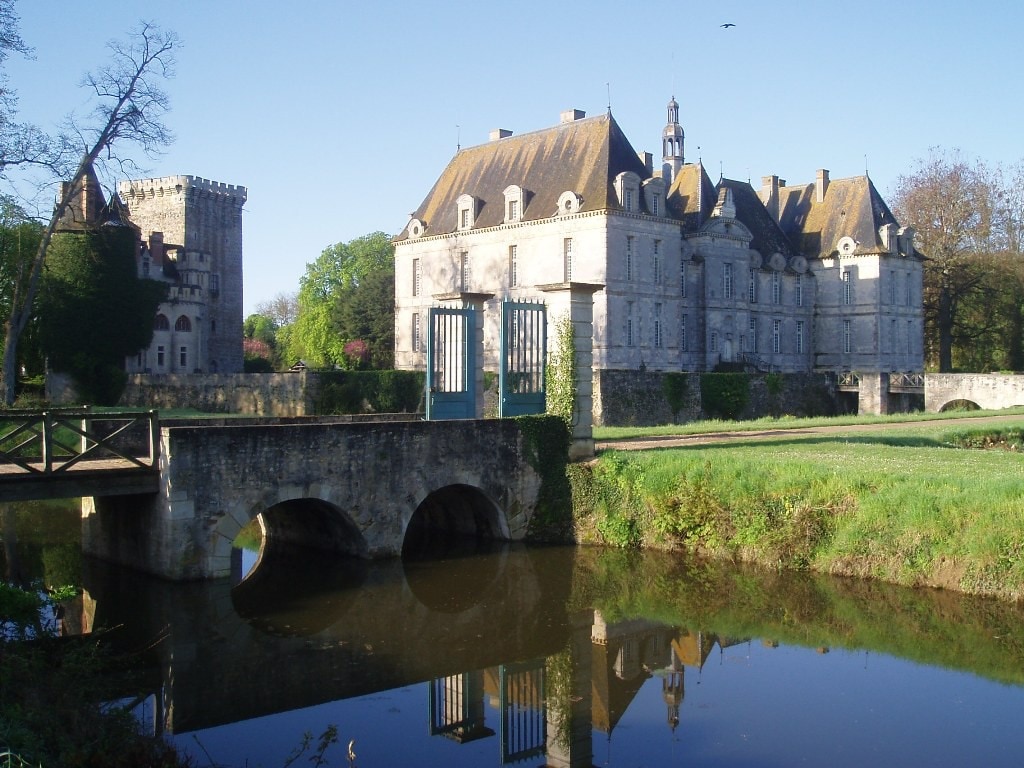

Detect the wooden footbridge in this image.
[0,410,160,502]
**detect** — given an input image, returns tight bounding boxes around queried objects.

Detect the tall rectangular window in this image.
[904,272,911,305]
[890,318,897,353]
[889,270,896,305]
[749,269,758,303]
[625,190,634,212]
[626,302,634,347]
[680,314,687,351]
[460,251,470,290]
[412,313,421,352]
[654,303,663,348]
[795,274,803,306]
[749,316,757,353]
[651,194,660,216]
[772,319,781,354]
[710,331,719,353]
[796,320,805,354]
[653,240,661,283]
[772,271,781,304]
[508,199,518,220]
[907,320,913,354]
[157,345,165,368]
[563,238,573,281]
[723,263,734,300]
[460,208,470,229]
[680,258,687,297]
[626,237,634,281]
[843,319,852,353]
[843,270,852,305]
[179,346,188,369]
[509,245,518,287]
[412,258,421,297]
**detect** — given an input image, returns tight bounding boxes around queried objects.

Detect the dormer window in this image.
[503,185,526,224]
[614,171,641,212]
[456,194,478,231]
[408,218,425,239]
[557,190,582,215]
[643,177,666,217]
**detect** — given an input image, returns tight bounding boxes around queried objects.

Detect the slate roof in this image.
[777,175,902,258]
[717,177,796,257]
[395,112,650,240]
[666,162,716,230]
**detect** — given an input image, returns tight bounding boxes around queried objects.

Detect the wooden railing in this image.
[890,372,925,390]
[0,409,159,475]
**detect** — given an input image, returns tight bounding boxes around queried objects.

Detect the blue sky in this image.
[7,0,1023,315]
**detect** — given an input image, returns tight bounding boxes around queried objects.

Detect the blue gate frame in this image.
[426,306,476,420]
[498,299,547,418]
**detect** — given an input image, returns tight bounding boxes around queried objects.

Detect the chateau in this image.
[119,175,247,374]
[393,101,923,383]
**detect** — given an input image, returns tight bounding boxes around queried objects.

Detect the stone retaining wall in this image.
[593,370,840,426]
[119,372,314,416]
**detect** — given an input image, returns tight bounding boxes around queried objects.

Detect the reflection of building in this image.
[119,175,247,374]
[426,612,751,765]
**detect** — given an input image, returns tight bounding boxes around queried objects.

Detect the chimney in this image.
[816,169,830,203]
[149,232,165,265]
[761,175,781,221]
[560,108,586,124]
[639,151,653,175]
[490,128,513,141]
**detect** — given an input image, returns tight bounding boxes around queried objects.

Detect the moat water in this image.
[5,499,1024,767]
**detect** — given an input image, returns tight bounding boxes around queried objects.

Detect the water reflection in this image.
[8,503,1024,766]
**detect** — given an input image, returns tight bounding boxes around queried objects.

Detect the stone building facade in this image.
[392,101,923,384]
[119,175,247,374]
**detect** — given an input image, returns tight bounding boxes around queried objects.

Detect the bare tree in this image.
[891,148,998,372]
[0,21,178,405]
[256,291,300,328]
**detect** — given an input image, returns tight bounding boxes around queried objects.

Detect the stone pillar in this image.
[858,372,890,415]
[540,282,603,460]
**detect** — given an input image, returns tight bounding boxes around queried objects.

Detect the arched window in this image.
[154,314,170,331]
[175,315,192,332]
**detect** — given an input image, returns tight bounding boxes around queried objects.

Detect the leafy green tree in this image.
[334,258,395,369]
[0,19,178,405]
[38,226,166,404]
[0,197,43,378]
[288,232,394,368]
[243,312,281,371]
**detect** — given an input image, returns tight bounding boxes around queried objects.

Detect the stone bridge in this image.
[925,373,1024,413]
[82,417,566,580]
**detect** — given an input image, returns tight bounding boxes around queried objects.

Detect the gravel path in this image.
[595,413,1024,452]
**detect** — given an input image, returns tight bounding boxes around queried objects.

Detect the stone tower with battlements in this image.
[119,175,247,374]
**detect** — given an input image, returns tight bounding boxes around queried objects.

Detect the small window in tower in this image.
[154,314,170,331]
[175,315,192,332]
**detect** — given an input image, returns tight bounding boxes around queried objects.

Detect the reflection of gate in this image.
[499,300,547,417]
[500,660,546,763]
[428,672,495,743]
[426,306,476,420]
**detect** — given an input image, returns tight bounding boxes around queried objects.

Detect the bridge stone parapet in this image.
[82,418,565,580]
[925,373,1024,413]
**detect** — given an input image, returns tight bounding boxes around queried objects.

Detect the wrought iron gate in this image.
[498,299,547,418]
[426,306,476,420]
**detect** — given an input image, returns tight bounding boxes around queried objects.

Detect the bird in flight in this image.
[721,22,736,28]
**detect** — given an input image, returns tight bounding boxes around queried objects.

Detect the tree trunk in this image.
[938,286,954,372]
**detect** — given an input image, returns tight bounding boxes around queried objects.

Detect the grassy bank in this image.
[572,416,1024,602]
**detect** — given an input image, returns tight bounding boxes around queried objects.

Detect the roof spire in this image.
[662,95,684,184]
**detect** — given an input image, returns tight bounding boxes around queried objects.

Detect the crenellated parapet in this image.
[119,175,247,209]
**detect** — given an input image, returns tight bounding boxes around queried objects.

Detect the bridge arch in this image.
[402,483,509,559]
[938,398,982,413]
